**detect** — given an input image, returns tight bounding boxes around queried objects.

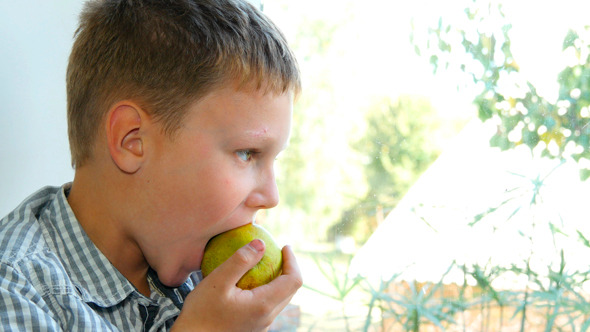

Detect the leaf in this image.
[301,284,340,301]
[469,193,521,227]
[563,29,579,50]
[522,129,540,149]
[430,54,439,69]
[577,230,590,248]
[581,316,590,331]
[549,222,568,237]
[421,309,446,330]
[477,101,494,121]
[505,205,522,222]
[490,133,512,150]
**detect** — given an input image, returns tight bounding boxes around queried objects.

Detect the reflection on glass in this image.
[262,0,590,330]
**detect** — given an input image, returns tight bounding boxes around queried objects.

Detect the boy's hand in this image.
[171,241,302,332]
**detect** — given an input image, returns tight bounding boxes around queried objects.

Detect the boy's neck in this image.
[67,165,151,297]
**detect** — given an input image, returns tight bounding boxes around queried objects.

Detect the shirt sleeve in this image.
[0,262,63,331]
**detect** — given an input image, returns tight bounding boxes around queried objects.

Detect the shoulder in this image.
[0,186,118,331]
[0,187,68,330]
[0,255,116,331]
[0,186,74,296]
[0,186,59,263]
[0,186,79,295]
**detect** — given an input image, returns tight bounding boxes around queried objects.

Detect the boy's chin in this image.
[161,274,190,288]
[155,268,193,288]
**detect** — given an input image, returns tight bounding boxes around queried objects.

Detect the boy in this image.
[0,0,302,331]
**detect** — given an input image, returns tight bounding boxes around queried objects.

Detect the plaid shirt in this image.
[0,185,198,331]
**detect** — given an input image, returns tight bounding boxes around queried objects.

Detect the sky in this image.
[1,0,590,216]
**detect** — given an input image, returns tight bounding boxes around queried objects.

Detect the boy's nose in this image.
[246,169,280,209]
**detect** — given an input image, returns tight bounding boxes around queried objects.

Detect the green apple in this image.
[200,223,283,290]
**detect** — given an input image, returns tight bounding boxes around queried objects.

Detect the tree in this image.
[265,0,368,242]
[354,96,441,205]
[412,0,590,179]
[331,95,451,244]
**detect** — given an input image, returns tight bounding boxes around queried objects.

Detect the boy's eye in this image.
[236,150,253,162]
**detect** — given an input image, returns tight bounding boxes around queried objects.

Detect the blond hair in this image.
[67,0,301,168]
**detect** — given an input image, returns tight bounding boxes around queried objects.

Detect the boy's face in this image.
[135,84,292,286]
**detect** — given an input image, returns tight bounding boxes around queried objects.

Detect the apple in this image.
[200,223,283,290]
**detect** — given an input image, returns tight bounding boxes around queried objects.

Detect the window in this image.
[261,0,590,330]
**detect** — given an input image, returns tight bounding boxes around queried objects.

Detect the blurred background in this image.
[2,0,590,330]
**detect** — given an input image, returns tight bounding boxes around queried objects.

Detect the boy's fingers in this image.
[280,245,302,282]
[252,245,302,299]
[243,246,302,322]
[208,239,266,289]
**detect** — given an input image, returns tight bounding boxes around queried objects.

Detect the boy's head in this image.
[67,0,301,168]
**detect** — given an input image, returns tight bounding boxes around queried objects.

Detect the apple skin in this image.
[200,223,283,290]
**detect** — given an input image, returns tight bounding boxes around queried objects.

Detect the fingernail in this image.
[249,239,265,252]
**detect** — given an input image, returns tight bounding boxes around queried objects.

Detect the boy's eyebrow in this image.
[240,128,272,144]
[244,127,269,138]
[240,127,290,150]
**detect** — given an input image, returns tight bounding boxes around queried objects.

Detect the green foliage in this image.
[374,265,460,331]
[303,252,590,331]
[303,140,590,331]
[327,95,449,244]
[279,0,590,329]
[302,253,460,332]
[269,3,367,241]
[353,96,441,205]
[276,11,342,216]
[412,0,590,179]
[302,253,364,332]
[303,254,363,302]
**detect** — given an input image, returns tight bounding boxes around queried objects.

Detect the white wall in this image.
[0,2,82,217]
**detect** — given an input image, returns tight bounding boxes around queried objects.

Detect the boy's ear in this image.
[106,102,145,174]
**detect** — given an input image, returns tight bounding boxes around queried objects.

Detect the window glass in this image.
[261,0,590,330]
